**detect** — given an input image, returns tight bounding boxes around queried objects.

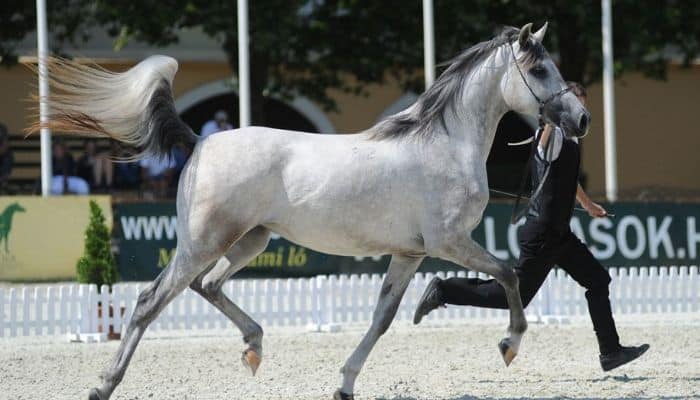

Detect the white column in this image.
[237,0,251,127]
[36,0,52,196]
[422,0,435,88]
[602,0,617,202]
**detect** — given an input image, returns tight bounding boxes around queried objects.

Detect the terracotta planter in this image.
[97,302,126,340]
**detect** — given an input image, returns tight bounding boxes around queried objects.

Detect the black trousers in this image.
[439,219,621,355]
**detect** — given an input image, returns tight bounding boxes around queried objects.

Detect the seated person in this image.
[51,140,89,195]
[110,141,141,190]
[170,142,192,190]
[77,139,114,192]
[200,110,233,139]
[140,154,175,199]
[0,124,13,193]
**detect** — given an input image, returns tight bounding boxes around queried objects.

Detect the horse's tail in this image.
[26,55,197,160]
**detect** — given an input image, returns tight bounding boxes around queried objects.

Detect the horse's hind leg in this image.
[336,255,423,399]
[89,249,213,400]
[189,226,271,375]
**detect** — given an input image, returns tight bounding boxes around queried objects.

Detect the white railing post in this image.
[688,265,700,312]
[100,285,110,337]
[34,287,43,335]
[22,288,30,336]
[9,288,18,337]
[322,276,340,332]
[47,286,56,335]
[0,288,4,337]
[308,276,323,332]
[79,285,89,334]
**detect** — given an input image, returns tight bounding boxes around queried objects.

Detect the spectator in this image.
[140,154,175,199]
[0,123,13,193]
[51,140,89,195]
[77,139,114,192]
[112,141,141,191]
[170,142,192,191]
[200,110,233,139]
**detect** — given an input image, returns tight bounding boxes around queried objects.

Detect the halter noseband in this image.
[508,41,571,127]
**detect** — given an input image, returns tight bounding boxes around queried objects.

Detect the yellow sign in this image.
[0,196,112,281]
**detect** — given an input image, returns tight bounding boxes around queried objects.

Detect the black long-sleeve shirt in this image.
[528,128,580,234]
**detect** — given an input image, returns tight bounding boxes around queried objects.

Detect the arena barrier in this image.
[1,266,698,338]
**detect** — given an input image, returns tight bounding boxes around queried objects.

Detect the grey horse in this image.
[31,22,589,400]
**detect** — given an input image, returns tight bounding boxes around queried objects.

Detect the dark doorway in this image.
[486,111,536,194]
[179,93,320,134]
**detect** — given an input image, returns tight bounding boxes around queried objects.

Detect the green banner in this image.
[114,202,700,281]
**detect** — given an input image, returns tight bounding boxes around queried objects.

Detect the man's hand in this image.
[583,201,608,218]
[576,183,608,218]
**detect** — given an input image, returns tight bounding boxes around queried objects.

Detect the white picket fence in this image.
[1,266,699,338]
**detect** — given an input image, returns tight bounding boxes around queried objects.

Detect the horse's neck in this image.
[445,48,509,159]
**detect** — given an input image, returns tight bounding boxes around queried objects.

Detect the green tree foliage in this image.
[76,200,117,290]
[3,1,699,116]
[449,0,700,85]
[1,0,93,66]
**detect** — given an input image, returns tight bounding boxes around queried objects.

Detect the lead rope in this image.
[510,125,557,224]
[510,125,548,224]
[507,41,566,224]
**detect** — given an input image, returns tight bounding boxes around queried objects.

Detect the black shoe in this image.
[413,277,445,325]
[599,344,650,372]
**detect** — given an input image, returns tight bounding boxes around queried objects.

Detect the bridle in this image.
[508,41,571,128]
[507,41,571,224]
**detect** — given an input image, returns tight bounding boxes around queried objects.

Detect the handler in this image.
[413,82,649,372]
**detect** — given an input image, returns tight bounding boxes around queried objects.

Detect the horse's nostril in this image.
[579,114,589,131]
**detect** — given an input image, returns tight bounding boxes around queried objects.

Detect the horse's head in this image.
[501,23,590,138]
[7,202,26,214]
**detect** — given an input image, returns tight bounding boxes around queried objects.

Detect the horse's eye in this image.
[530,65,548,78]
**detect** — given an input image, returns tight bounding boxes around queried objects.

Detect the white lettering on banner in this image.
[647,216,674,259]
[120,216,178,241]
[688,217,700,259]
[617,216,646,259]
[570,217,586,243]
[484,217,509,260]
[507,217,526,259]
[588,218,616,259]
[353,255,384,262]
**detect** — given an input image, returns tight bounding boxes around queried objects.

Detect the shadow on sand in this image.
[380,397,699,400]
[375,374,700,400]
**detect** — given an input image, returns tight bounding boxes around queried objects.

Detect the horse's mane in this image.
[369,26,545,141]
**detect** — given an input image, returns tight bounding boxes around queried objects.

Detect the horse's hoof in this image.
[241,348,261,376]
[88,388,103,400]
[498,338,517,366]
[333,389,354,400]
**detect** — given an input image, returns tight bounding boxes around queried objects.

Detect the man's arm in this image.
[576,184,607,217]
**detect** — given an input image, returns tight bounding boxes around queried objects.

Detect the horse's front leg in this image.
[430,236,528,366]
[335,254,423,400]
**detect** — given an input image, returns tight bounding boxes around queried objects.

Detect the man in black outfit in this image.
[413,82,649,372]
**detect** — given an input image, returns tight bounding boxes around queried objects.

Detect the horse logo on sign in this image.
[0,202,25,253]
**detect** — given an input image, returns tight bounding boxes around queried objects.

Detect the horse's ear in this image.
[518,23,533,48]
[533,21,548,42]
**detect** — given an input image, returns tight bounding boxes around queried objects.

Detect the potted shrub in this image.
[76,200,121,338]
